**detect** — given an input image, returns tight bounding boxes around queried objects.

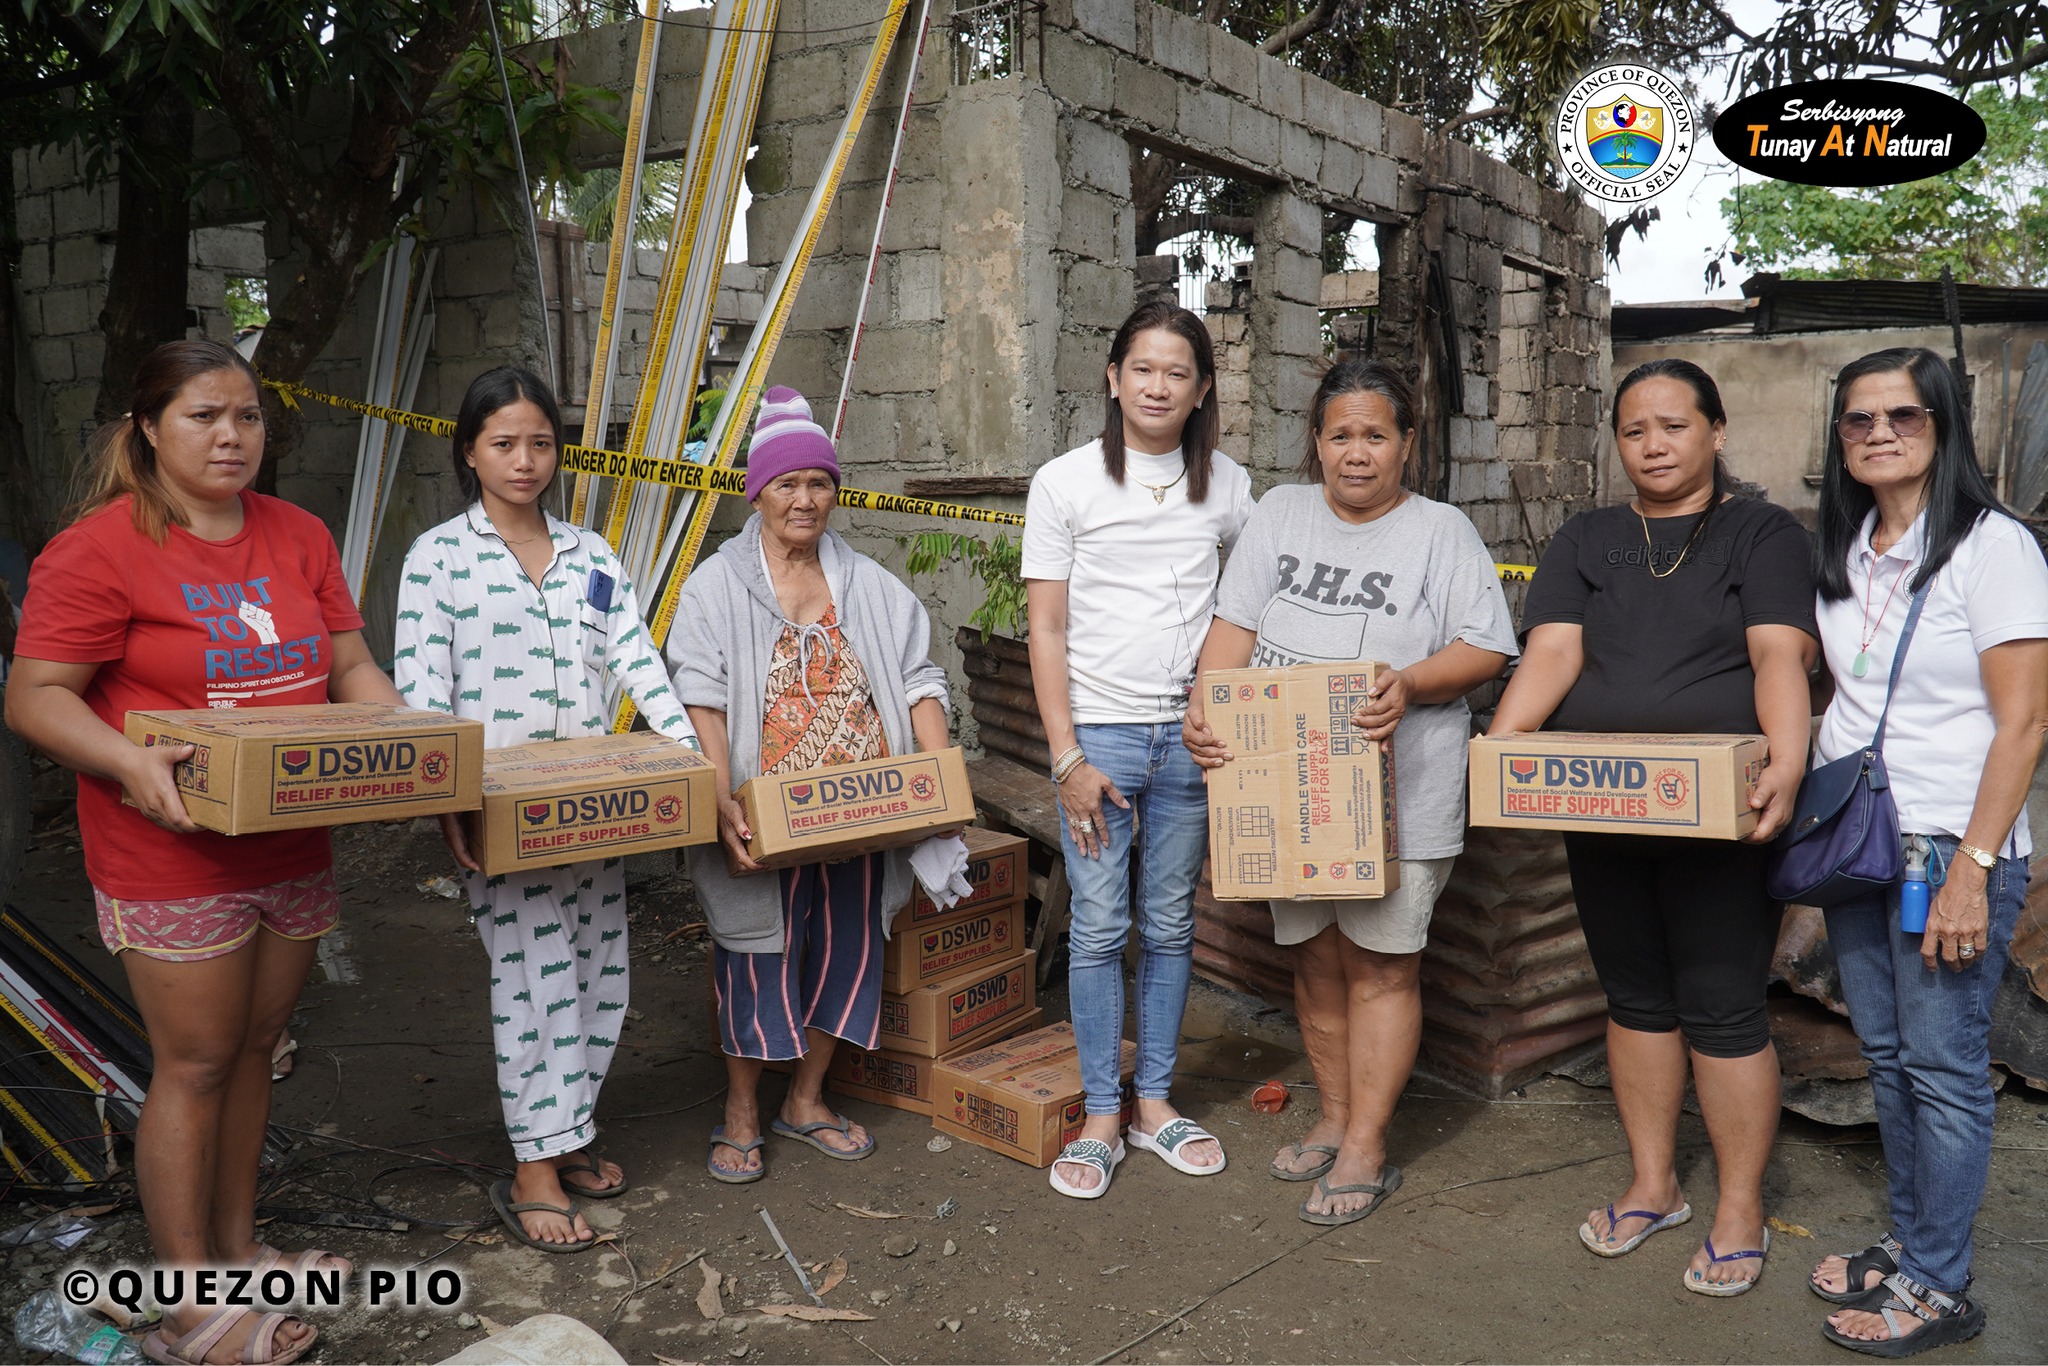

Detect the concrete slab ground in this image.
[10,818,2047,1363]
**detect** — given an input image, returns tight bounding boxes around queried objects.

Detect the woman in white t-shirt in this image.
[1023,300,1253,1199]
[1804,347,2048,1358]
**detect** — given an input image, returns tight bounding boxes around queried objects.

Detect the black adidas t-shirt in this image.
[1520,496,1818,734]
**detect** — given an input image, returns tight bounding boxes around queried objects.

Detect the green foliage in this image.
[687,388,725,443]
[1718,75,2048,285]
[557,160,688,248]
[428,38,625,230]
[224,275,268,330]
[901,532,1027,641]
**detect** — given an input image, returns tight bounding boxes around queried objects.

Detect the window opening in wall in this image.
[1321,213,1375,354]
[952,0,1022,84]
[1145,169,1255,315]
[225,276,269,341]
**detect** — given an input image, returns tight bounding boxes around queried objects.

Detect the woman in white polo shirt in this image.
[1023,300,1253,1199]
[1804,347,2048,1357]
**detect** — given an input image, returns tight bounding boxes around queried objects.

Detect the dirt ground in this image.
[7,810,2048,1365]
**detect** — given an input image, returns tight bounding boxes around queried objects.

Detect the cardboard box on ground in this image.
[1468,732,1768,839]
[1200,663,1399,901]
[881,827,1028,990]
[933,1021,1138,1167]
[468,733,719,877]
[122,704,482,834]
[736,747,976,869]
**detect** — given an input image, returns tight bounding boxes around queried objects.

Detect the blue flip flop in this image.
[1579,1201,1693,1257]
[769,1114,875,1161]
[707,1126,765,1184]
[1685,1228,1770,1297]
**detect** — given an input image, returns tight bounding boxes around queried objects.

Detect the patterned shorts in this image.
[94,868,341,962]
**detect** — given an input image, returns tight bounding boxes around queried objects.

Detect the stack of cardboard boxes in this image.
[814,827,1040,1114]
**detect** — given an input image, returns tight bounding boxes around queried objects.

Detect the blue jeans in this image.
[1059,723,1208,1115]
[1822,834,2028,1295]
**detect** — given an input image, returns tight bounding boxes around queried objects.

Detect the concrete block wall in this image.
[1031,0,1608,560]
[8,143,263,547]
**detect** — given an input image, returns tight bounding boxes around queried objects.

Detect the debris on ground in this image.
[882,1234,917,1257]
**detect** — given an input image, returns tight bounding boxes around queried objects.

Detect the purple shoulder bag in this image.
[1764,580,1929,907]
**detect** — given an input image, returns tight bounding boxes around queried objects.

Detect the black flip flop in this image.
[1299,1166,1402,1226]
[488,1178,596,1254]
[1812,1233,1901,1304]
[556,1156,629,1199]
[1268,1141,1339,1183]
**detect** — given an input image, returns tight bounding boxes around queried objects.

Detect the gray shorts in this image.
[1268,857,1455,955]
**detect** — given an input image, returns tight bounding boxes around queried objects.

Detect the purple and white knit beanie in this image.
[744,386,841,502]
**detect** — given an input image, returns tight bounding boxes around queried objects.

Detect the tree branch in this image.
[1862,43,2048,85]
[1258,0,1335,55]
[1440,103,1510,138]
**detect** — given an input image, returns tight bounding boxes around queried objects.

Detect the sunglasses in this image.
[1837,405,1930,443]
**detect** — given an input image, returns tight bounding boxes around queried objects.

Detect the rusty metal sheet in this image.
[1418,826,1607,1097]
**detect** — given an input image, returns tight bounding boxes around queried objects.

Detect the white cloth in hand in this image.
[909,833,974,909]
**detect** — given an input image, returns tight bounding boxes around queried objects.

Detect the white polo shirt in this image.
[1815,508,2048,857]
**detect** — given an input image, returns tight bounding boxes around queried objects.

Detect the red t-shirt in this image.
[15,493,366,899]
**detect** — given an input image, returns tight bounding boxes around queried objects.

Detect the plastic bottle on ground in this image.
[13,1289,144,1365]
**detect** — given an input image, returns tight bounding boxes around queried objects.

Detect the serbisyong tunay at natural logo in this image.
[1712,78,1985,188]
[1552,60,1695,204]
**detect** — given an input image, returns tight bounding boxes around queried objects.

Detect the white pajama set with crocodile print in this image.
[393,504,697,1162]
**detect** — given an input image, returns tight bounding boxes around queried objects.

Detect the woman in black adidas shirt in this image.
[1489,359,1817,1296]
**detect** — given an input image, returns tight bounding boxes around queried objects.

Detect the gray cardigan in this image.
[664,516,950,953]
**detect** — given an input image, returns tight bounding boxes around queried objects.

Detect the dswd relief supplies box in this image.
[799,1010,1045,1116]
[470,733,719,877]
[881,900,1026,991]
[1200,664,1400,901]
[895,827,1027,929]
[877,951,1037,1057]
[1468,732,1769,840]
[932,1021,1138,1167]
[736,747,977,870]
[123,703,482,835]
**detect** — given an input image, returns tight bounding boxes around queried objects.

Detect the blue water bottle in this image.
[1899,838,1930,934]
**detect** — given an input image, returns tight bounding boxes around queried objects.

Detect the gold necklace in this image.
[1636,500,1712,579]
[1134,467,1187,504]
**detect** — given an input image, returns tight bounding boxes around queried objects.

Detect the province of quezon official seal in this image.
[1552,60,1694,203]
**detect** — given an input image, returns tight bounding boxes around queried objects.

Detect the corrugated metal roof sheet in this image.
[1615,274,2048,340]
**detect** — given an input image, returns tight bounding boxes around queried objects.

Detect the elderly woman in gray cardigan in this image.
[667,388,951,1182]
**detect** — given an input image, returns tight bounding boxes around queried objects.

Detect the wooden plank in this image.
[966,753,1061,850]
[904,475,1032,498]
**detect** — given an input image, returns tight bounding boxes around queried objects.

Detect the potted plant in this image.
[901,531,1041,766]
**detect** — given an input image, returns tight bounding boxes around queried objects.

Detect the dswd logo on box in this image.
[788,782,815,806]
[524,789,652,832]
[279,748,313,776]
[1507,758,1540,784]
[274,741,418,784]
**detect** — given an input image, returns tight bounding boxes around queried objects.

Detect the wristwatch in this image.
[1955,842,1998,870]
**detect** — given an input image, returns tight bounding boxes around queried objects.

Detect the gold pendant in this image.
[1152,488,1165,504]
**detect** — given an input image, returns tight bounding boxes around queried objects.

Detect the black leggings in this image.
[1562,833,1782,1059]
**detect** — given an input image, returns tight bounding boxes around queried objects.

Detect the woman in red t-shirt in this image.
[6,340,404,1366]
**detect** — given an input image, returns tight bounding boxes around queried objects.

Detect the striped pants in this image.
[713,853,886,1060]
[474,857,629,1162]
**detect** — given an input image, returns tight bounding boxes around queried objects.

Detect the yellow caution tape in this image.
[264,378,1540,577]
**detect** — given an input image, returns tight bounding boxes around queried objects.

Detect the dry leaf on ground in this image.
[1767,1217,1814,1238]
[835,1203,903,1219]
[696,1263,725,1321]
[758,1305,874,1322]
[478,1316,508,1336]
[817,1255,848,1296]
